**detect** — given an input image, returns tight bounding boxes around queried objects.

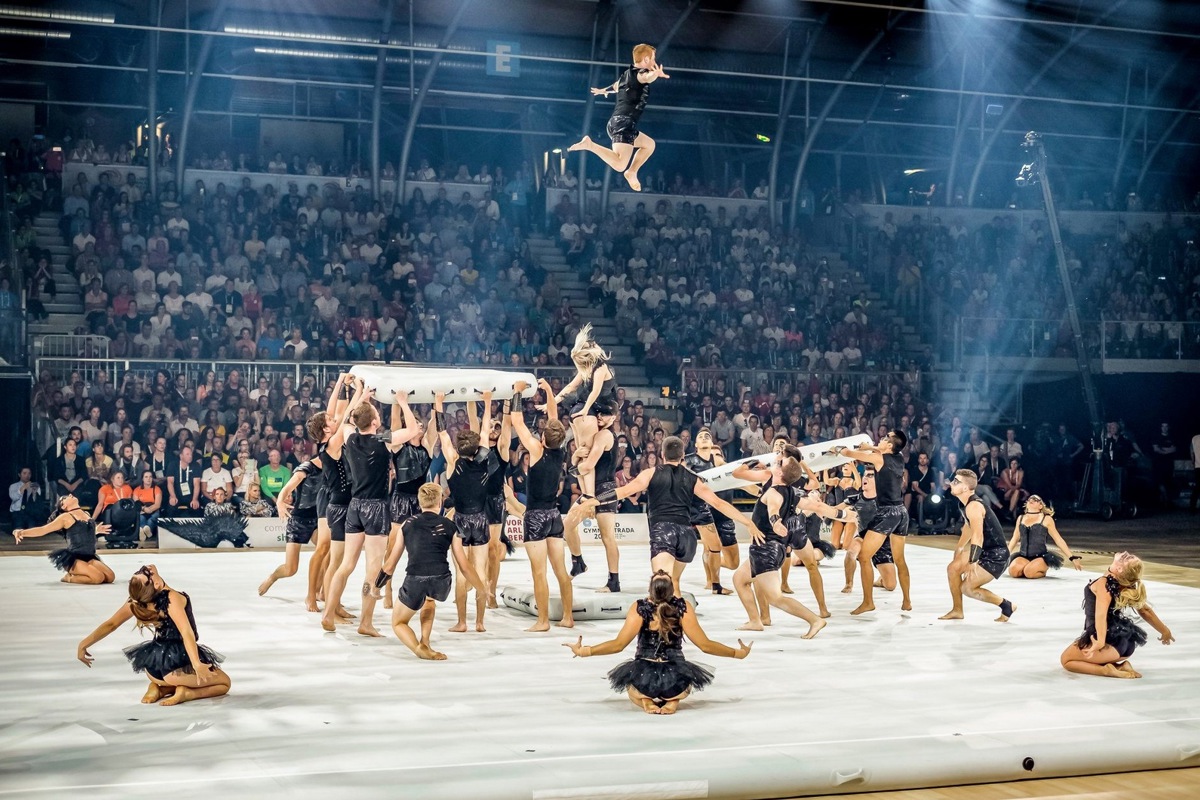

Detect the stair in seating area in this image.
[29,212,86,337]
[813,249,924,355]
[526,234,650,392]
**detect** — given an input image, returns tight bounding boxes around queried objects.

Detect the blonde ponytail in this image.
[1112,554,1148,610]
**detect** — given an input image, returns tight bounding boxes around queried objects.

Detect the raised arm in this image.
[553,374,583,407]
[538,378,558,421]
[466,399,479,432]
[637,62,670,84]
[328,377,368,458]
[479,391,494,443]
[433,392,457,475]
[496,403,512,461]
[563,604,642,657]
[731,462,771,484]
[680,603,751,659]
[508,382,543,461]
[76,601,135,666]
[325,372,348,418]
[612,466,654,501]
[589,79,621,97]
[389,394,423,449]
[838,445,884,470]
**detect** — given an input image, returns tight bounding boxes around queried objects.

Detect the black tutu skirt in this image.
[1076,615,1149,659]
[607,657,714,701]
[47,548,99,573]
[1009,551,1064,569]
[124,639,225,680]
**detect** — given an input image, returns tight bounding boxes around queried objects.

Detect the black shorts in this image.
[869,503,909,537]
[523,508,564,543]
[454,511,490,547]
[285,512,318,545]
[871,536,894,566]
[398,572,453,611]
[749,538,787,577]
[346,497,390,535]
[690,505,716,529]
[326,502,348,543]
[389,492,420,526]
[485,494,506,526]
[978,547,1009,580]
[649,521,697,564]
[784,515,807,551]
[606,114,640,146]
[853,498,878,538]
[316,486,329,518]
[595,481,618,516]
[715,517,738,548]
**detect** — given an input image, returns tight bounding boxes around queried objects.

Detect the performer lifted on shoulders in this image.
[569,43,668,192]
[555,325,617,508]
[562,407,622,592]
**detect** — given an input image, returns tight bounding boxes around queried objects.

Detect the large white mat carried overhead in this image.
[0,545,1197,798]
[699,433,874,491]
[348,365,538,404]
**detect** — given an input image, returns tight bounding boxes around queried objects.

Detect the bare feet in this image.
[780,584,794,595]
[901,599,913,611]
[657,699,679,715]
[850,603,875,616]
[737,621,765,631]
[525,621,551,632]
[357,625,383,638]
[475,622,486,633]
[304,598,319,613]
[486,595,499,609]
[995,602,1016,623]
[819,609,831,619]
[1103,663,1140,679]
[638,698,660,714]
[1114,661,1142,678]
[556,618,575,629]
[258,577,275,596]
[159,686,196,706]
[335,607,356,621]
[383,598,393,610]
[448,622,468,633]
[320,617,336,632]
[624,171,642,192]
[761,616,772,627]
[415,644,447,661]
[939,610,964,620]
[841,584,853,594]
[141,683,168,704]
[568,136,592,152]
[802,618,827,640]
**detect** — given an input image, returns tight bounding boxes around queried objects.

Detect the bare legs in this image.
[524,538,575,632]
[623,132,656,191]
[567,133,655,192]
[695,523,729,594]
[391,598,446,660]
[627,685,690,715]
[733,564,825,638]
[940,563,1012,622]
[307,524,330,611]
[486,523,505,608]
[564,503,620,591]
[852,531,911,614]
[151,666,232,706]
[792,542,830,618]
[1008,556,1049,579]
[1060,642,1140,678]
[356,534,388,636]
[258,543,302,597]
[450,544,489,632]
[321,534,364,631]
[64,559,115,585]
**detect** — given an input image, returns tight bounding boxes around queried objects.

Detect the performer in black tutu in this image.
[14,495,115,585]
[1007,495,1081,579]
[76,564,230,705]
[940,469,1017,622]
[564,571,751,715]
[1061,552,1174,679]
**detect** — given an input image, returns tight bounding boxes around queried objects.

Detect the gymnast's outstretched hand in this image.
[734,639,753,659]
[563,636,587,658]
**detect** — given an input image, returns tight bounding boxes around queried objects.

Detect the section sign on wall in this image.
[486,40,520,77]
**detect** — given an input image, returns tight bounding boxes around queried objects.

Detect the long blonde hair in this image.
[1111,553,1148,610]
[571,324,610,374]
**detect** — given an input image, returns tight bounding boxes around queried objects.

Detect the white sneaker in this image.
[139,526,150,542]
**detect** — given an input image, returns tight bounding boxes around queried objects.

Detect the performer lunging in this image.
[77,564,230,705]
[837,431,914,614]
[15,496,115,584]
[435,391,494,633]
[1060,552,1174,678]
[564,571,751,715]
[377,483,488,660]
[258,459,323,598]
[592,436,752,596]
[569,43,669,192]
[555,325,617,505]
[1007,495,1081,579]
[509,381,576,631]
[940,469,1017,622]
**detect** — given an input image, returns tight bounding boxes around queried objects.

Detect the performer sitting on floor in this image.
[15,495,115,585]
[76,563,230,705]
[564,570,751,715]
[376,482,488,661]
[1007,495,1081,579]
[1060,551,1174,679]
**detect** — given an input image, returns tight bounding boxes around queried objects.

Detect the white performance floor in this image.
[0,543,1198,800]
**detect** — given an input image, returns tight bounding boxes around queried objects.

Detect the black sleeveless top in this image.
[967,497,1007,550]
[593,437,617,485]
[320,444,351,505]
[751,484,795,544]
[448,452,490,515]
[1018,514,1050,558]
[683,452,715,514]
[151,589,200,644]
[613,66,651,121]
[392,441,431,495]
[63,513,97,556]
[876,453,905,505]
[527,446,565,510]
[634,597,687,661]
[486,448,507,498]
[576,359,618,414]
[292,460,323,511]
[646,463,698,526]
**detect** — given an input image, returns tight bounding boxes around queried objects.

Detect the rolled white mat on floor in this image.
[349,365,538,405]
[699,433,874,491]
[500,586,698,621]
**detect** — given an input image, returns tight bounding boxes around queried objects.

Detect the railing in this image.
[544,187,782,223]
[956,317,1200,362]
[0,158,27,366]
[33,334,110,359]
[32,357,576,395]
[680,367,921,405]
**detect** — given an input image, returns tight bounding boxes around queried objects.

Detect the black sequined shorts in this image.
[485,494,506,525]
[285,511,318,545]
[869,503,909,537]
[715,517,738,548]
[978,547,1009,580]
[853,497,877,537]
[389,492,421,526]
[326,502,348,543]
[454,511,490,547]
[749,538,787,577]
[606,114,640,146]
[398,572,453,611]
[649,521,697,564]
[523,508,564,543]
[595,480,618,516]
[346,497,390,535]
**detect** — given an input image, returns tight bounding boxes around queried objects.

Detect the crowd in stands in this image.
[864,209,1200,358]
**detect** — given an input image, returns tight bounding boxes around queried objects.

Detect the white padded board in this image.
[698,433,874,491]
[349,365,538,404]
[501,585,699,621]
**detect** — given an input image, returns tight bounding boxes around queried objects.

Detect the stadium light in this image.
[0,6,113,24]
[0,26,71,39]
[253,46,374,62]
[228,26,381,45]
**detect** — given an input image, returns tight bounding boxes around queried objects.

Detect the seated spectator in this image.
[93,469,133,520]
[203,487,236,517]
[201,454,234,504]
[9,467,46,530]
[238,482,276,518]
[132,468,162,540]
[257,449,292,501]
